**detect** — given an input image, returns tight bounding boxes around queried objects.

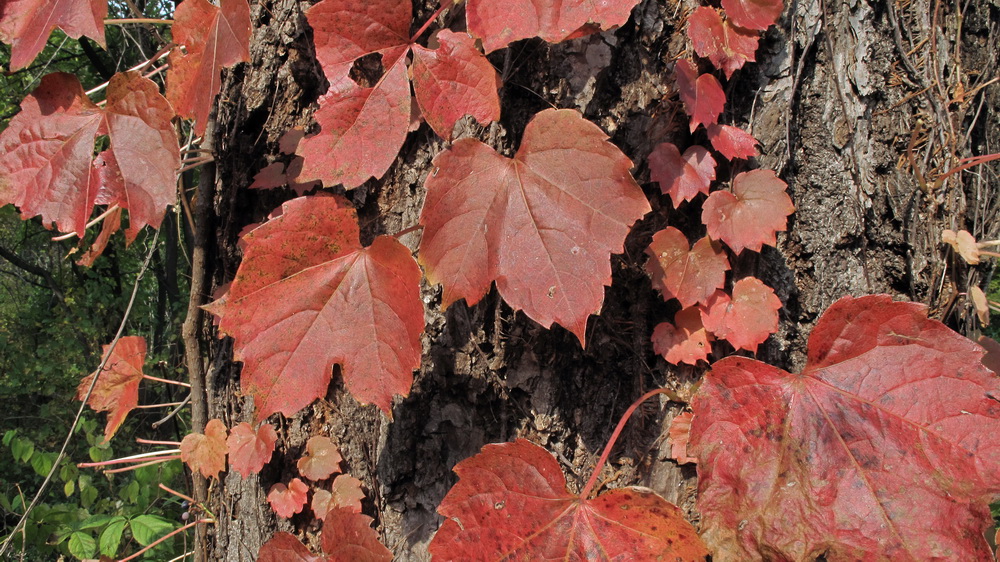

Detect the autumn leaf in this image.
[429,438,708,560]
[667,412,697,465]
[702,169,794,254]
[687,7,759,79]
[942,228,980,264]
[76,336,147,442]
[256,532,320,562]
[76,207,122,267]
[181,419,228,479]
[418,109,650,345]
[674,59,725,132]
[297,436,343,481]
[700,279,781,353]
[721,0,784,32]
[980,336,1000,375]
[204,195,424,419]
[706,123,758,160]
[648,142,716,208]
[645,227,729,308]
[0,0,107,71]
[257,508,391,561]
[690,295,1000,561]
[311,474,365,520]
[267,478,309,518]
[226,422,277,477]
[652,306,713,366]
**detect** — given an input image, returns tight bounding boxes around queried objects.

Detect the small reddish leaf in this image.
[419,109,650,345]
[321,508,393,561]
[311,474,365,519]
[702,169,793,254]
[249,162,289,190]
[687,7,759,79]
[75,336,146,442]
[297,436,343,481]
[306,0,411,81]
[706,123,758,160]
[700,278,781,353]
[226,422,278,477]
[429,438,708,559]
[721,0,784,31]
[645,227,729,308]
[674,59,725,132]
[257,532,321,562]
[648,142,716,207]
[652,306,713,366]
[0,0,107,71]
[690,295,1000,561]
[181,419,229,479]
[667,412,697,465]
[267,478,309,518]
[76,207,122,267]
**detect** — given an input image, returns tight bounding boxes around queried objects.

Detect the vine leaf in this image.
[0,0,107,71]
[257,509,392,561]
[267,478,309,518]
[75,336,147,442]
[687,7,759,79]
[311,475,365,520]
[297,436,343,481]
[700,279,781,353]
[667,412,697,465]
[674,59,725,132]
[648,142,716,208]
[226,422,278,477]
[166,0,251,136]
[942,229,980,264]
[428,438,709,560]
[203,195,424,419]
[690,295,1000,561]
[721,0,784,32]
[466,0,642,53]
[645,227,729,308]
[181,419,228,479]
[418,109,650,345]
[706,123,758,160]
[702,169,794,254]
[256,532,319,562]
[652,306,713,366]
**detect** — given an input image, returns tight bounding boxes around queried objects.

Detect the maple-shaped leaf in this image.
[466,0,642,53]
[0,0,107,71]
[690,295,1000,561]
[257,509,391,561]
[652,306,713,365]
[267,478,309,518]
[429,438,708,560]
[166,0,251,136]
[687,7,759,79]
[667,412,697,465]
[297,436,343,481]
[721,0,784,32]
[204,195,424,419]
[702,169,793,254]
[181,419,229,479]
[700,278,781,353]
[226,422,278,477]
[419,108,650,345]
[311,474,365,520]
[257,532,320,562]
[645,227,729,308]
[76,336,146,442]
[706,123,758,160]
[648,142,716,207]
[674,59,725,132]
[0,72,180,237]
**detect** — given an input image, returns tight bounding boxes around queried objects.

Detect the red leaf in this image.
[645,228,729,308]
[311,474,365,520]
[410,30,501,140]
[297,436,343,481]
[705,123,758,160]
[75,336,146,442]
[690,295,1000,560]
[652,306,713,366]
[648,142,716,207]
[429,438,708,559]
[267,478,309,518]
[227,422,278,477]
[418,109,650,345]
[721,0,784,31]
[76,207,122,267]
[306,0,411,82]
[181,419,229,479]
[667,412,697,465]
[700,278,781,353]
[466,0,642,53]
[702,169,793,254]
[204,195,423,419]
[687,7,759,79]
[166,0,251,136]
[321,508,393,561]
[257,532,321,562]
[0,0,107,71]
[674,59,725,132]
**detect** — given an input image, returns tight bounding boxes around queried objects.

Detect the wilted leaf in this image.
[980,336,1000,375]
[76,207,122,267]
[311,474,365,519]
[706,123,758,160]
[700,278,781,353]
[226,422,277,477]
[76,336,147,442]
[297,436,343,481]
[942,229,980,264]
[702,169,793,254]
[687,7,759,79]
[180,419,228,479]
[721,0,784,31]
[667,412,697,465]
[648,142,716,208]
[0,0,107,71]
[674,59,726,132]
[645,227,729,308]
[267,478,309,518]
[971,286,990,326]
[652,306,713,366]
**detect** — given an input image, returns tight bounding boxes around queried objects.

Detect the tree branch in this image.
[0,244,63,299]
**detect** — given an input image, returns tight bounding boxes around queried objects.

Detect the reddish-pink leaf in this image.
[690,295,1000,561]
[667,412,697,465]
[674,59,725,132]
[311,474,365,519]
[76,207,122,267]
[700,278,781,352]
[181,419,229,479]
[321,508,393,561]
[75,336,146,442]
[227,422,278,477]
[166,0,251,135]
[648,142,716,207]
[249,162,288,190]
[466,0,642,53]
[687,7,759,79]
[257,532,321,562]
[652,306,713,365]
[429,438,708,560]
[267,478,309,518]
[306,0,411,81]
[702,169,794,254]
[706,123,758,160]
[645,227,729,308]
[410,30,501,140]
[721,0,784,32]
[204,195,423,419]
[0,0,107,71]
[297,436,343,481]
[418,109,650,345]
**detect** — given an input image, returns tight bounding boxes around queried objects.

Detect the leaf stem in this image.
[51,205,120,241]
[136,438,182,446]
[158,483,196,504]
[102,456,181,474]
[78,451,180,468]
[118,518,212,562]
[104,18,174,25]
[142,374,192,387]
[410,0,455,44]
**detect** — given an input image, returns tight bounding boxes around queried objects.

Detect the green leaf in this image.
[59,462,78,483]
[2,429,16,446]
[129,514,174,546]
[30,451,54,477]
[80,485,98,508]
[68,531,97,559]
[120,479,139,504]
[63,479,75,497]
[99,517,127,556]
[11,437,33,463]
[79,514,117,530]
[0,491,10,512]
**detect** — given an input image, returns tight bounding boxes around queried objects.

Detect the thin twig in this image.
[152,394,192,429]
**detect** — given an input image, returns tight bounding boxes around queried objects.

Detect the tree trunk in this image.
[201,0,1000,559]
